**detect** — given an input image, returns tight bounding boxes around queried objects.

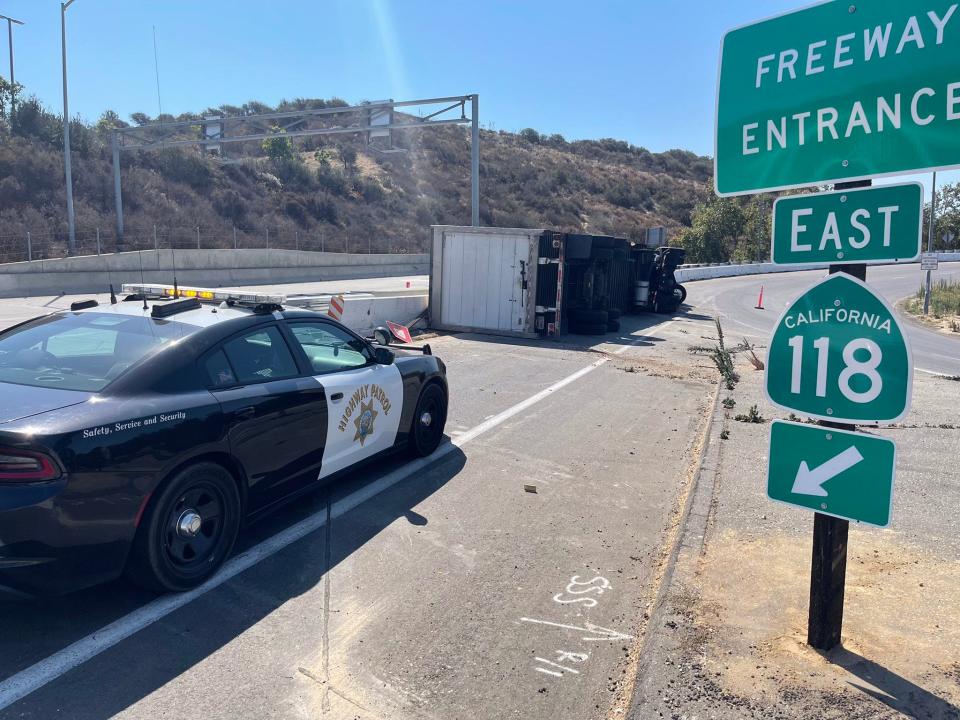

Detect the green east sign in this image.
[716,1,960,196]
[768,420,896,527]
[772,183,923,266]
[766,273,913,424]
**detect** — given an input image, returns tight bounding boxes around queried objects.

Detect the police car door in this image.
[286,321,404,479]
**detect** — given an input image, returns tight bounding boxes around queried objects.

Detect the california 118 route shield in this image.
[765,273,913,425]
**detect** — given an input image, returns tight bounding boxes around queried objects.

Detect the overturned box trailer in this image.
[429,225,686,339]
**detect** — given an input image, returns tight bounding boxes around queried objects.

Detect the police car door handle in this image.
[330,392,344,402]
[237,406,256,419]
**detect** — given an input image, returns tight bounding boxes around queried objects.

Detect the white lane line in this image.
[0,320,675,711]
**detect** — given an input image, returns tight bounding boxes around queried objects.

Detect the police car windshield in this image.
[0,311,198,392]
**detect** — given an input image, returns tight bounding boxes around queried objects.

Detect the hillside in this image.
[0,87,712,261]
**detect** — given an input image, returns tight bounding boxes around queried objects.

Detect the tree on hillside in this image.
[675,196,747,264]
[0,77,22,131]
[95,110,128,137]
[262,126,294,161]
[925,182,960,250]
[341,146,357,173]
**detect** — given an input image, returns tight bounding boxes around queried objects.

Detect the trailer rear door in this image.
[438,230,530,333]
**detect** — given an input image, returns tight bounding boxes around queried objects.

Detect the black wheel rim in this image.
[416,393,443,448]
[162,480,226,570]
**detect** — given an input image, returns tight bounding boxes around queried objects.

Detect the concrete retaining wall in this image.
[0,249,429,298]
[676,253,960,283]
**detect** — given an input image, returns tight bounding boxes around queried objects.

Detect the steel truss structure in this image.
[110,94,480,246]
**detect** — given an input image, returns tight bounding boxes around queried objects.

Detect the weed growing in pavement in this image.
[734,405,765,424]
[720,429,730,440]
[741,338,765,371]
[722,397,736,409]
[709,319,740,390]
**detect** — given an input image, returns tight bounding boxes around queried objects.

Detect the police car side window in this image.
[221,326,299,384]
[204,350,237,388]
[289,323,369,374]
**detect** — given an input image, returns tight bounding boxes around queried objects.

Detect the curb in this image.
[610,377,723,718]
[625,375,730,716]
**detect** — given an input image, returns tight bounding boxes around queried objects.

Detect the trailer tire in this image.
[570,308,609,325]
[606,319,621,333]
[570,322,608,336]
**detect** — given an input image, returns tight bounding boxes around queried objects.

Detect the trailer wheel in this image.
[373,327,392,346]
[570,322,608,336]
[570,308,609,325]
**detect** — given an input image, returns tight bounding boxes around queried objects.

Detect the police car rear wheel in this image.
[126,463,241,593]
[409,384,447,457]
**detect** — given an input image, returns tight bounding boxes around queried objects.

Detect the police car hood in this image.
[0,382,92,425]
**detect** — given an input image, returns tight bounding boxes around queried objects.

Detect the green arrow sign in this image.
[768,420,895,527]
[716,1,960,196]
[772,183,923,266]
[766,274,913,424]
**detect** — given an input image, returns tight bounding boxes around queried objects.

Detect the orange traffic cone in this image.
[755,286,765,310]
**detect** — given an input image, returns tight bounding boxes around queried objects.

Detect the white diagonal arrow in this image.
[792,446,864,497]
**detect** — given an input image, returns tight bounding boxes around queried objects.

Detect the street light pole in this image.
[0,15,24,118]
[61,1,78,256]
[923,171,937,316]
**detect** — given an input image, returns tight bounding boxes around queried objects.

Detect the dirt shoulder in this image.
[629,355,960,719]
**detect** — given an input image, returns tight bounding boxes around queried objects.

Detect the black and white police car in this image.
[0,284,448,596]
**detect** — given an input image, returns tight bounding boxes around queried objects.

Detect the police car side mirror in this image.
[373,346,395,366]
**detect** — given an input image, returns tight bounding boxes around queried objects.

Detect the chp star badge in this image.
[353,400,378,446]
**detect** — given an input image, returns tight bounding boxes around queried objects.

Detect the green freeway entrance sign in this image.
[715,1,960,196]
[768,420,896,527]
[772,183,923,266]
[766,273,913,424]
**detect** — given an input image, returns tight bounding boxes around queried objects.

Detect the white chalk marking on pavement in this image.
[534,667,563,677]
[534,658,579,674]
[519,618,634,642]
[0,320,674,710]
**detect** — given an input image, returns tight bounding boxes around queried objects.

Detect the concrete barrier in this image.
[0,249,429,298]
[339,295,428,335]
[676,253,960,283]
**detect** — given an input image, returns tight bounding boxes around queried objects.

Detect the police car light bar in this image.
[121,283,286,306]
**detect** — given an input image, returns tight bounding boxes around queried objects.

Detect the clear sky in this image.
[1,0,957,193]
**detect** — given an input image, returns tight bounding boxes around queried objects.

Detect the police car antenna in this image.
[171,243,179,299]
[137,251,149,310]
[106,261,117,304]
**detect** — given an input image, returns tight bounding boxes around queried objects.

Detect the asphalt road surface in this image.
[694,261,960,376]
[0,295,715,720]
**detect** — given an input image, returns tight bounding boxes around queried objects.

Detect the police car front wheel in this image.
[125,462,241,593]
[408,384,447,457]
